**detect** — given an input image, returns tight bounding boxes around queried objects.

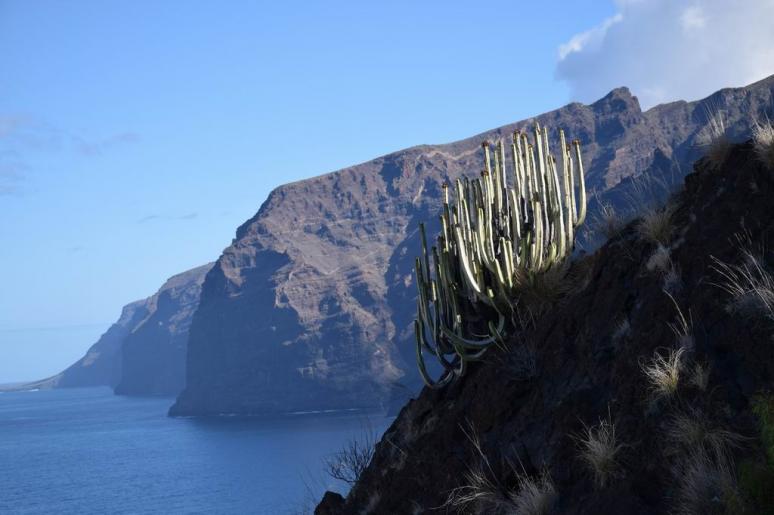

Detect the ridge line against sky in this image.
[1,0,773,382]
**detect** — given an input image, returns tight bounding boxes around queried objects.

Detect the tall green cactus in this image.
[414,124,586,388]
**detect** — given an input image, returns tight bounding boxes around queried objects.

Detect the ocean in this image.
[0,387,393,514]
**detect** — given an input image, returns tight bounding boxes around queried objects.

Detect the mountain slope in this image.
[171,75,774,417]
[18,263,211,396]
[317,141,774,514]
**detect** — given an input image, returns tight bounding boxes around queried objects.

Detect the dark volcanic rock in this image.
[172,75,774,417]
[316,143,774,514]
[20,264,211,395]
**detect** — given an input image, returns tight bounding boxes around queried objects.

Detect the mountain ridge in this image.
[171,75,774,417]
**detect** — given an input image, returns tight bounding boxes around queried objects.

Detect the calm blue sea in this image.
[0,387,393,514]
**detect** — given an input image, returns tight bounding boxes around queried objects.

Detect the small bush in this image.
[323,424,377,486]
[577,415,624,488]
[641,347,685,400]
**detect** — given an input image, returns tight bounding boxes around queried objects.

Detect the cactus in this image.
[414,124,586,387]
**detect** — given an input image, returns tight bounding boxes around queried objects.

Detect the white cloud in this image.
[556,0,774,109]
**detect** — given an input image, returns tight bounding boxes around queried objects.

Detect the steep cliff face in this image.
[114,263,212,396]
[172,75,774,416]
[317,142,774,514]
[21,264,211,396]
[23,300,151,390]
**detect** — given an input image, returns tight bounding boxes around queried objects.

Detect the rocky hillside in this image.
[20,263,211,396]
[171,75,774,417]
[316,142,774,514]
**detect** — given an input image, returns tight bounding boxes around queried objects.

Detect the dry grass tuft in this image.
[666,409,745,462]
[689,362,710,391]
[641,347,685,400]
[666,291,694,351]
[699,110,732,170]
[637,202,676,246]
[513,262,572,315]
[445,426,556,514]
[591,200,626,242]
[646,244,672,273]
[577,415,624,488]
[712,247,774,322]
[753,119,774,169]
[674,449,740,515]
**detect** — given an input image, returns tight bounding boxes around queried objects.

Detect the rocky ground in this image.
[316,142,774,514]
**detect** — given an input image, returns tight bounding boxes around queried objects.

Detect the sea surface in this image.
[0,387,393,514]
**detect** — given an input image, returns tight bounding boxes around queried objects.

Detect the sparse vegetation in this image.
[446,425,557,514]
[666,291,694,351]
[712,246,774,322]
[641,347,685,400]
[591,200,626,241]
[666,409,744,462]
[738,395,774,512]
[689,362,710,392]
[674,449,739,515]
[646,244,672,273]
[637,202,676,246]
[577,415,623,488]
[700,110,732,170]
[323,424,377,486]
[753,119,774,169]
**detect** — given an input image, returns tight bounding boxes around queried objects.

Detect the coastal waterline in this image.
[0,387,392,514]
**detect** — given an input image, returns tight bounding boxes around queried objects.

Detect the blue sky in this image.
[2,0,773,382]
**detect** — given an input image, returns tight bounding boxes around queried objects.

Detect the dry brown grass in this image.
[445,425,556,514]
[712,246,774,322]
[577,415,624,488]
[673,449,740,515]
[637,202,676,246]
[641,347,685,400]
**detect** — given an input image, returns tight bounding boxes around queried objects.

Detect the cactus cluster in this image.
[414,124,587,388]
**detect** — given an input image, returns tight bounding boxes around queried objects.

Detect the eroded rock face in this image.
[317,142,774,514]
[23,264,212,396]
[172,75,774,416]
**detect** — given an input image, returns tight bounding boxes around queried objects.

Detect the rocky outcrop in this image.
[317,142,774,514]
[20,263,211,396]
[171,75,774,417]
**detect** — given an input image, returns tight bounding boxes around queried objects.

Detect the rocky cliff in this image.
[114,263,212,396]
[316,141,774,514]
[171,75,774,417]
[22,263,211,396]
